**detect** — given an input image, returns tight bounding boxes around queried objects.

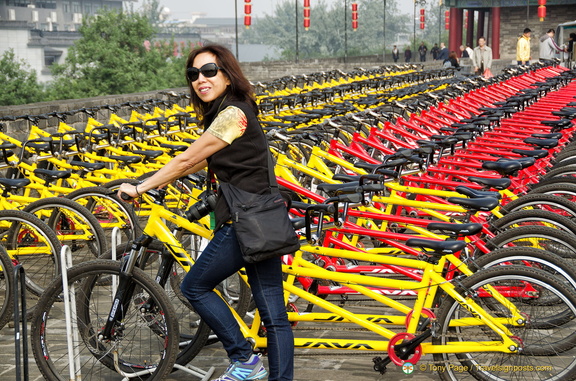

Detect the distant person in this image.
[404,47,412,62]
[418,42,428,62]
[465,44,474,59]
[437,42,449,61]
[443,51,460,68]
[430,43,440,60]
[392,45,399,63]
[472,36,493,76]
[569,33,576,66]
[460,45,469,58]
[517,27,531,65]
[539,28,563,60]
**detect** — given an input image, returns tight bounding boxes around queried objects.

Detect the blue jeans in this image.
[181,224,294,381]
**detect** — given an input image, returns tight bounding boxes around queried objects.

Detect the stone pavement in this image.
[0,322,440,381]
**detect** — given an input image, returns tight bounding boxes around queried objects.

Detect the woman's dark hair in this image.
[570,33,576,39]
[547,29,555,34]
[185,44,257,122]
[448,51,458,60]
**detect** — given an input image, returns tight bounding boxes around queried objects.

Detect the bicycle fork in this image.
[98,234,155,342]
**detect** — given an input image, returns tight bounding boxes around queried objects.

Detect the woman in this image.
[443,51,460,69]
[118,44,294,381]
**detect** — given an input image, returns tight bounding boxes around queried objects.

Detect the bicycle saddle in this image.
[426,222,483,237]
[455,186,501,200]
[33,168,72,181]
[540,119,571,128]
[511,149,548,159]
[290,217,306,230]
[531,132,563,139]
[132,149,164,160]
[467,176,511,190]
[70,160,106,171]
[316,182,359,194]
[496,157,535,170]
[446,196,499,212]
[482,160,522,176]
[0,177,31,191]
[159,143,188,152]
[405,238,467,255]
[523,137,558,149]
[108,155,143,164]
[331,174,361,183]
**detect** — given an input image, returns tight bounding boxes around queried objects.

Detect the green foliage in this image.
[0,49,44,106]
[244,0,411,60]
[46,9,188,101]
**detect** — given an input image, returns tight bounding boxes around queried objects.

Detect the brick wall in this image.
[499,5,576,61]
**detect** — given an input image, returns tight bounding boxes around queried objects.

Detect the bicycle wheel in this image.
[66,186,140,242]
[0,209,62,297]
[501,193,576,219]
[433,265,576,381]
[31,259,178,381]
[484,225,576,259]
[529,183,576,203]
[470,246,576,290]
[100,241,212,368]
[23,197,107,261]
[490,209,576,235]
[0,244,14,330]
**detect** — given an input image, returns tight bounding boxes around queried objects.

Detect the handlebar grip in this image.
[120,192,133,201]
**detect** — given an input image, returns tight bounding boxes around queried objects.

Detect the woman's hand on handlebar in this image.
[117,183,140,201]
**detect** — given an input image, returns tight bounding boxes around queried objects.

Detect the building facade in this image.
[0,0,129,82]
[444,0,576,61]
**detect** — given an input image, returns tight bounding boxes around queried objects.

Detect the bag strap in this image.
[265,141,280,194]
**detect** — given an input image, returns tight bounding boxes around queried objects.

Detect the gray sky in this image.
[132,0,412,20]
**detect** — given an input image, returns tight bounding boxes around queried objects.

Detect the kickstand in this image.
[172,364,216,381]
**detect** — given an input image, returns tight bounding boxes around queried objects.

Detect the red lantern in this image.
[352,2,358,31]
[303,0,310,30]
[244,0,251,28]
[538,0,546,21]
[419,9,425,28]
[444,10,450,30]
[464,10,468,29]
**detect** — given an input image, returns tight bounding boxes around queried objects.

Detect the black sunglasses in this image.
[186,63,223,82]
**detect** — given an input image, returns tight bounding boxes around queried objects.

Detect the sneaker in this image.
[213,354,268,381]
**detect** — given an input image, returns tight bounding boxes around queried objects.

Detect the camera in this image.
[185,189,218,222]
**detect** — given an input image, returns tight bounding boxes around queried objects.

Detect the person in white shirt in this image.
[472,36,493,76]
[539,29,564,60]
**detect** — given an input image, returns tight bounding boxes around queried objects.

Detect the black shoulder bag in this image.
[218,153,301,263]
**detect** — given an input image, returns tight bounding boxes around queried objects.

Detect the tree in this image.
[244,0,410,60]
[0,49,44,106]
[46,9,187,101]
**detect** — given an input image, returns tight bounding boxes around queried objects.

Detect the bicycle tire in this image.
[490,209,576,235]
[31,259,179,381]
[500,193,576,218]
[0,209,62,297]
[100,241,212,368]
[529,183,576,203]
[65,186,140,242]
[0,244,14,330]
[22,197,107,261]
[433,265,576,381]
[470,246,576,290]
[483,225,576,259]
[530,176,576,189]
[542,165,576,179]
[551,156,576,168]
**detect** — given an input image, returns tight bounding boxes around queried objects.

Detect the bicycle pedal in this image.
[372,356,389,374]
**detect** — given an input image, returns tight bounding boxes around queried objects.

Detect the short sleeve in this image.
[206,106,247,144]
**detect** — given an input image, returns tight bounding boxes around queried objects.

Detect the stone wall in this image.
[499,5,576,61]
[0,56,528,139]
